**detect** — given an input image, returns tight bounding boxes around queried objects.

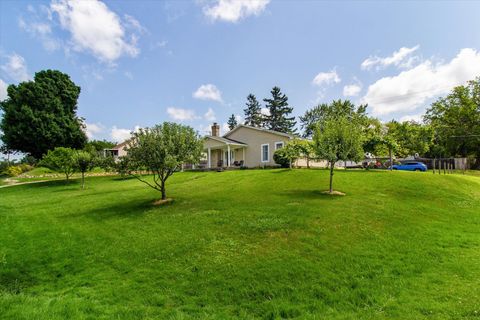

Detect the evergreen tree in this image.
[227,114,238,130]
[243,94,263,127]
[263,87,296,133]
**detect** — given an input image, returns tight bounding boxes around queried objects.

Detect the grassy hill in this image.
[0,169,479,319]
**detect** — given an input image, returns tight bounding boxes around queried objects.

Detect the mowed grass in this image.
[0,169,479,319]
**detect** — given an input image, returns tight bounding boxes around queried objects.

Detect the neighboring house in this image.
[104,141,129,160]
[204,123,295,168]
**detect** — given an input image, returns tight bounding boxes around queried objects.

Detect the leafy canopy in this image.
[125,122,203,200]
[0,70,87,159]
[313,116,364,164]
[40,147,76,181]
[300,99,368,138]
[425,78,480,157]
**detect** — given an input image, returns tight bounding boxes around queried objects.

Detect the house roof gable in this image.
[205,135,248,146]
[223,124,295,139]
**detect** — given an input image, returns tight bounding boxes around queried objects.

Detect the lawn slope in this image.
[0,169,479,319]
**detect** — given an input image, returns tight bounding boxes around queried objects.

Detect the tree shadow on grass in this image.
[59,197,169,221]
[280,189,346,200]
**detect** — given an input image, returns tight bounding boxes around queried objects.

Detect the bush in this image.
[18,164,33,173]
[5,166,23,177]
[273,148,291,168]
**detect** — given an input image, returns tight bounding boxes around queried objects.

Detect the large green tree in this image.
[0,70,87,159]
[425,78,480,158]
[263,87,296,133]
[125,123,203,200]
[243,94,263,127]
[384,120,432,158]
[300,100,368,138]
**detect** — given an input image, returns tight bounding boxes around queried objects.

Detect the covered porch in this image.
[204,136,247,169]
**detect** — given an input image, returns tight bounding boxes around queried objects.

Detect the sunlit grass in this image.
[1,169,479,319]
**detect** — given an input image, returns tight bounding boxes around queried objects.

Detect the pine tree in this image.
[227,114,238,130]
[243,94,263,127]
[263,86,296,133]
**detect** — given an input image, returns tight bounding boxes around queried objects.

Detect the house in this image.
[203,123,295,168]
[102,123,296,169]
[103,141,129,160]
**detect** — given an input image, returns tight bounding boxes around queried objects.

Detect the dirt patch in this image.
[321,190,346,196]
[152,198,174,206]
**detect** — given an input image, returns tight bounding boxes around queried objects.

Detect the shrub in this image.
[273,148,291,168]
[40,147,76,181]
[5,166,23,177]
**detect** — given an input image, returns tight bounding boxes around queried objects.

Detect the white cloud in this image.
[50,0,141,63]
[1,53,31,82]
[400,114,424,123]
[361,45,420,70]
[193,84,223,102]
[204,108,216,121]
[0,79,8,101]
[343,83,362,97]
[167,107,197,121]
[85,122,104,139]
[110,125,140,142]
[312,69,341,87]
[19,17,60,52]
[362,48,480,117]
[203,0,270,23]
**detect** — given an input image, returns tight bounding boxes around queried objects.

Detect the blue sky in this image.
[1,0,480,143]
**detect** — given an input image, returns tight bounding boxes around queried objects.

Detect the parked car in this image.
[392,161,427,172]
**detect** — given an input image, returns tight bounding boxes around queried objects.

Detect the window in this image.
[261,144,269,162]
[275,141,284,150]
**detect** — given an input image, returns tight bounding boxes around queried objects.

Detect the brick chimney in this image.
[211,122,220,136]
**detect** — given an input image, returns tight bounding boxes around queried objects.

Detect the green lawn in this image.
[1,169,479,319]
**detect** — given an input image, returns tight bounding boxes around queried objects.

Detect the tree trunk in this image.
[81,172,85,189]
[389,148,392,171]
[329,161,334,193]
[161,179,166,200]
[307,157,310,169]
[289,159,292,169]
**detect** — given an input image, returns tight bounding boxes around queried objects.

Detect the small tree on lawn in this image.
[273,142,300,168]
[125,123,203,201]
[295,139,316,168]
[74,151,95,189]
[41,147,76,181]
[313,117,363,194]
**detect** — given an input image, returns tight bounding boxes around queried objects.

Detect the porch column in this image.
[227,145,231,167]
[242,147,245,164]
[208,147,211,168]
